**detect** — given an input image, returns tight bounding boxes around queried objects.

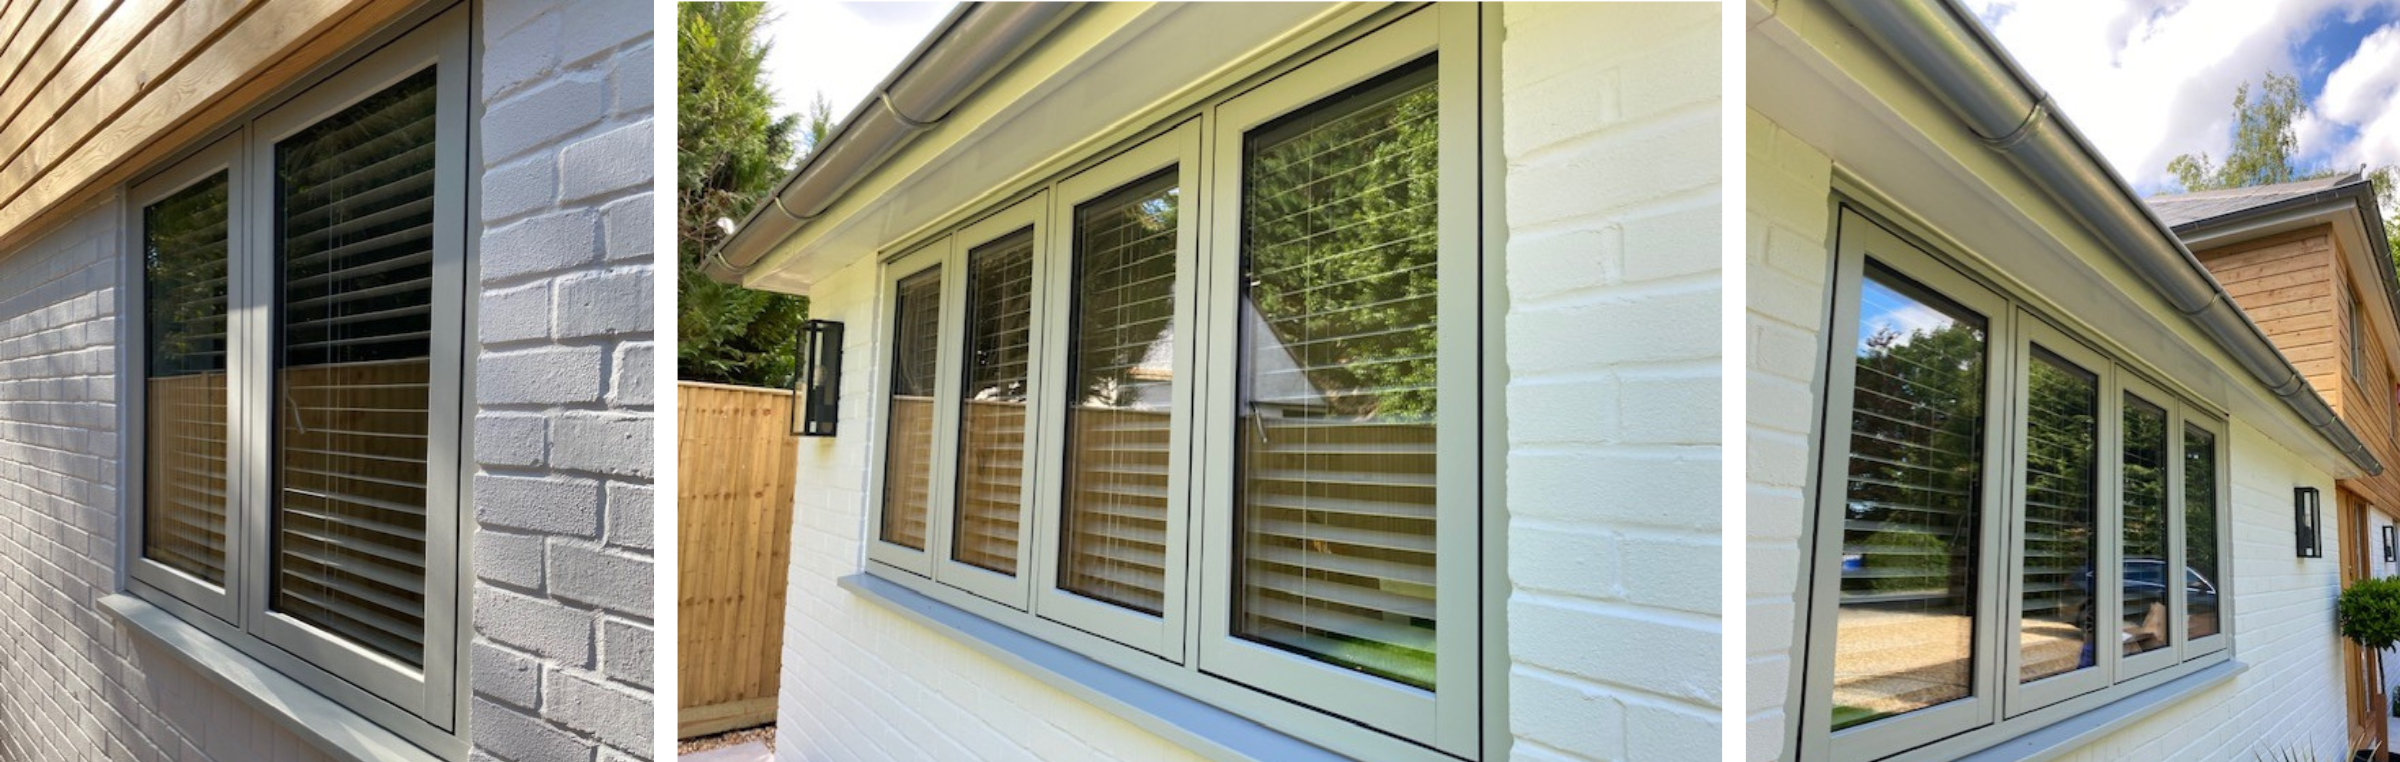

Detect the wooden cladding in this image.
[0,0,413,254]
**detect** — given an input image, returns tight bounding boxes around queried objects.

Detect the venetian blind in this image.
[1059,170,1180,616]
[1831,265,1987,728]
[2018,347,2096,684]
[2183,424,2220,639]
[271,67,439,666]
[145,172,234,585]
[2121,394,2169,657]
[1231,59,1441,691]
[956,230,1036,574]
[883,267,943,550]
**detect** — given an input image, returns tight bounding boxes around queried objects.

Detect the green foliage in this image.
[677,2,809,387]
[2168,72,2310,192]
[2165,71,2400,274]
[1841,316,1985,603]
[2338,576,2400,651]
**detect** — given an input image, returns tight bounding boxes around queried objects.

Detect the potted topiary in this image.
[2338,577,2400,761]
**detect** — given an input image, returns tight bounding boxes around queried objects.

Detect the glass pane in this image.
[2120,395,2170,657]
[2184,424,2220,639]
[1232,58,1440,691]
[2018,347,2097,684]
[882,266,943,550]
[144,172,233,585]
[954,230,1035,574]
[1058,169,1179,615]
[272,67,438,666]
[1832,265,1987,730]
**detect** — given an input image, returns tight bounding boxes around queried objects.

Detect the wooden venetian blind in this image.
[2017,347,2097,684]
[144,171,234,585]
[271,67,439,666]
[1232,59,1441,690]
[2120,394,2169,657]
[1059,170,1180,616]
[955,230,1035,574]
[882,266,943,551]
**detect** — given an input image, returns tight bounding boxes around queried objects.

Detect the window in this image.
[861,6,1486,758]
[127,6,469,756]
[1806,208,2231,761]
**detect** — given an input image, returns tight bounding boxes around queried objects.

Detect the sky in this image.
[757,2,956,139]
[1962,0,2400,195]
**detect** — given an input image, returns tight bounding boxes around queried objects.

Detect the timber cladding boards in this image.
[0,0,417,255]
[2195,226,2400,517]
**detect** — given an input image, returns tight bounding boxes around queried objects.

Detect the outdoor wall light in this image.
[2384,525,2395,563]
[792,319,844,437]
[2296,486,2323,559]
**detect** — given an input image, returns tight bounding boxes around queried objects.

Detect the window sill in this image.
[1954,659,2246,762]
[838,573,1356,762]
[98,594,445,762]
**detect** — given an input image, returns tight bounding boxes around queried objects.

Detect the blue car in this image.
[2063,558,2218,636]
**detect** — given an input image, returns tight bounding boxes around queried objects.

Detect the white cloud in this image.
[757,2,955,126]
[2316,22,2400,172]
[1974,0,2384,191]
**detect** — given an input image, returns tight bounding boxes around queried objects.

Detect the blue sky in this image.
[1965,0,2400,195]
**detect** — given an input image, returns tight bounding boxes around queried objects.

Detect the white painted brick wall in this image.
[0,199,338,762]
[1743,108,1832,762]
[1743,109,2353,760]
[1500,5,1721,760]
[471,0,655,760]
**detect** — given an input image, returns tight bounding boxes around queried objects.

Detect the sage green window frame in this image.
[129,132,249,628]
[1804,206,2236,762]
[938,192,1052,608]
[121,5,473,758]
[867,240,959,578]
[856,5,1492,760]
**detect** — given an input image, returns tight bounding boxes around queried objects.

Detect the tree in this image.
[2166,71,2400,270]
[677,3,806,387]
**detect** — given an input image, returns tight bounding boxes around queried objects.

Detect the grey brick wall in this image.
[0,199,341,762]
[469,0,656,760]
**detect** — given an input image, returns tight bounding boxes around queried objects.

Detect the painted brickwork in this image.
[1498,3,1722,760]
[469,0,657,760]
[1743,107,2354,760]
[0,199,341,762]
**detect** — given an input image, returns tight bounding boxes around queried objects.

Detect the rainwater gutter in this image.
[702,2,1077,283]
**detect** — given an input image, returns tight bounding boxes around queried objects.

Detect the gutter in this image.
[1823,0,2383,475]
[702,2,1078,284]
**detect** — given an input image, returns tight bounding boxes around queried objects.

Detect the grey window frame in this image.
[1803,205,2237,762]
[856,5,1495,760]
[121,4,474,757]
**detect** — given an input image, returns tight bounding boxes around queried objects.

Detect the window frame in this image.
[1032,128,1203,660]
[1804,204,2237,762]
[936,192,1051,608]
[1999,314,2113,714]
[1193,6,1479,748]
[121,3,473,756]
[854,5,1492,760]
[867,240,960,578]
[128,132,249,628]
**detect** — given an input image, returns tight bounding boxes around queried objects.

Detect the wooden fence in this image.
[677,381,800,738]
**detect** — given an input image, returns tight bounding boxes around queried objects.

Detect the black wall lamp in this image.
[2382,524,2395,563]
[792,319,844,437]
[2296,486,2322,559]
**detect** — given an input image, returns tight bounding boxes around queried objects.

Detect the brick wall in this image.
[1499,4,1722,759]
[469,0,657,759]
[1742,108,1832,761]
[0,199,341,762]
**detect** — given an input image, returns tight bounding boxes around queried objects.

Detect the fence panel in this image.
[677,381,799,737]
